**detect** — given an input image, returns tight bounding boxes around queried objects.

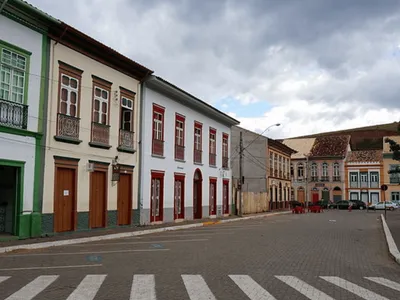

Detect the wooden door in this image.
[174,176,185,220]
[54,168,75,232]
[209,179,217,215]
[117,173,132,226]
[297,189,305,203]
[150,173,164,222]
[223,180,229,214]
[90,171,107,228]
[312,192,319,203]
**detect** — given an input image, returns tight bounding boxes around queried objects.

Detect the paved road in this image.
[0,210,399,299]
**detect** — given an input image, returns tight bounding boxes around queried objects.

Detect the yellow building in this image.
[383,135,400,202]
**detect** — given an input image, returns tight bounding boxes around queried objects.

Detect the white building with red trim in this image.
[138,76,240,224]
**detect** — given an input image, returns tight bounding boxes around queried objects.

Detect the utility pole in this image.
[239,131,243,217]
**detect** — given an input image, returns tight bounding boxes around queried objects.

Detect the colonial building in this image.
[307,135,350,203]
[344,150,383,204]
[267,139,297,210]
[0,2,55,238]
[41,22,153,234]
[382,135,400,202]
[138,76,240,224]
[282,138,315,203]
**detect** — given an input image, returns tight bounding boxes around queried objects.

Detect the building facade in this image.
[344,150,383,204]
[0,2,55,238]
[383,135,400,202]
[306,135,350,203]
[41,23,153,234]
[267,139,296,209]
[139,76,239,224]
[282,138,315,203]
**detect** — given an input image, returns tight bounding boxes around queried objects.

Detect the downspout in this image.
[0,0,9,14]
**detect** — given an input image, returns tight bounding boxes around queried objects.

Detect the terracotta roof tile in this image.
[310,135,350,157]
[346,150,383,163]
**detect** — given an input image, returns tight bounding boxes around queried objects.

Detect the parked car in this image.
[369,201,398,211]
[289,201,303,208]
[349,200,367,210]
[328,200,350,210]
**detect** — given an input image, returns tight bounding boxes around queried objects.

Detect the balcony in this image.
[54,113,81,144]
[194,149,202,164]
[350,182,359,188]
[152,139,164,156]
[175,144,185,161]
[90,122,111,149]
[320,176,329,182]
[0,98,28,129]
[222,156,229,169]
[311,176,318,182]
[209,153,216,166]
[333,176,341,182]
[117,129,135,153]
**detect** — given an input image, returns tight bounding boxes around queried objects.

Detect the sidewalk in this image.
[0,210,291,253]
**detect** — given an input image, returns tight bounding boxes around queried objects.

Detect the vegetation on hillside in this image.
[385,123,400,174]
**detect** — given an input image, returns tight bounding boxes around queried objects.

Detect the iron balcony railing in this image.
[175,144,185,160]
[91,122,110,145]
[0,98,28,129]
[56,113,80,140]
[152,139,164,156]
[119,129,134,150]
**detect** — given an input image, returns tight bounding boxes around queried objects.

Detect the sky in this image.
[29,0,400,139]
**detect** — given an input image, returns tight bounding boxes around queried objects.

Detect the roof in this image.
[282,138,315,159]
[346,150,383,163]
[144,75,240,126]
[383,135,400,153]
[268,138,297,155]
[310,135,350,158]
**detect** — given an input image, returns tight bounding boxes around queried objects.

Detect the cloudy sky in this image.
[30,0,400,139]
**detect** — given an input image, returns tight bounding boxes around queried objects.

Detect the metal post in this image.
[384,189,387,219]
[239,131,243,217]
[305,155,309,209]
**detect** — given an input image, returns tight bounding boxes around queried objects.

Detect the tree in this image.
[385,124,400,175]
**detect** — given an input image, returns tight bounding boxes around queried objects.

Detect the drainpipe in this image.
[0,0,9,13]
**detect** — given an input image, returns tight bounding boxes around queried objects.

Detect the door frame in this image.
[193,168,203,219]
[117,165,134,226]
[223,178,229,214]
[53,156,78,232]
[174,173,185,220]
[150,170,165,223]
[89,161,109,229]
[0,159,25,236]
[209,177,217,216]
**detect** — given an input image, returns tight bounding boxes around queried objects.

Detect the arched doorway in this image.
[322,187,330,203]
[333,186,342,202]
[297,187,305,203]
[312,187,319,204]
[193,169,203,219]
[279,182,282,209]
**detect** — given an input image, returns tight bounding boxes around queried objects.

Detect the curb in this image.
[0,211,291,254]
[380,214,400,265]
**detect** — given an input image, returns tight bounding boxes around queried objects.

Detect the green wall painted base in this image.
[30,212,42,237]
[17,214,31,239]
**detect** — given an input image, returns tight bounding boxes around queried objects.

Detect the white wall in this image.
[140,87,232,215]
[0,133,35,213]
[0,15,43,132]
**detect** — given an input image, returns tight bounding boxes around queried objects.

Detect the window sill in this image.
[194,162,203,166]
[89,142,112,149]
[222,167,230,170]
[209,165,217,168]
[175,159,186,163]
[152,154,165,159]
[117,146,136,154]
[54,135,82,145]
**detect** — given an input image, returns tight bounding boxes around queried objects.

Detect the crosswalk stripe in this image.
[130,275,156,300]
[320,276,390,300]
[364,277,400,292]
[229,275,277,300]
[182,275,217,300]
[66,274,107,300]
[4,275,59,300]
[0,276,10,284]
[275,276,335,300]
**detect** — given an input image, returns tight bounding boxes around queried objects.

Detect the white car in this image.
[370,201,398,211]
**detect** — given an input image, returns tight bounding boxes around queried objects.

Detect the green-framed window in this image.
[0,40,31,104]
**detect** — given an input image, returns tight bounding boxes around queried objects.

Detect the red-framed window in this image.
[175,113,185,160]
[194,121,202,164]
[152,104,165,156]
[150,170,164,222]
[209,128,216,166]
[222,133,229,169]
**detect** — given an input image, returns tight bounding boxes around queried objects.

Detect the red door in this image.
[193,169,202,219]
[150,171,164,222]
[174,174,185,220]
[223,179,229,214]
[209,178,217,216]
[312,192,319,204]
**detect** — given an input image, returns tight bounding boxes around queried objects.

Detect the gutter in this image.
[0,0,8,14]
[13,0,61,23]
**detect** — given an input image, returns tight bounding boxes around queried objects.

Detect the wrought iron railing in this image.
[333,176,341,182]
[57,113,80,140]
[175,144,185,160]
[152,139,164,156]
[209,153,216,166]
[91,122,110,145]
[119,129,134,150]
[0,98,28,129]
[321,176,329,182]
[222,156,229,169]
[194,149,202,164]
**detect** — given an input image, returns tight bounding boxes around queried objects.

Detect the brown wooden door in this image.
[174,177,185,220]
[54,168,75,232]
[90,171,107,228]
[209,180,216,215]
[118,173,132,226]
[223,180,229,214]
[297,189,305,203]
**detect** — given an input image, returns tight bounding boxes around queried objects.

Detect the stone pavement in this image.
[0,210,399,299]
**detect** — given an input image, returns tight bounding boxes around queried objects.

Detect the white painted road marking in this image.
[275,276,335,300]
[365,277,400,291]
[320,276,390,300]
[229,275,277,300]
[4,275,58,300]
[66,274,106,300]
[182,274,217,300]
[130,275,156,300]
[0,264,103,271]
[0,276,10,283]
[68,238,209,247]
